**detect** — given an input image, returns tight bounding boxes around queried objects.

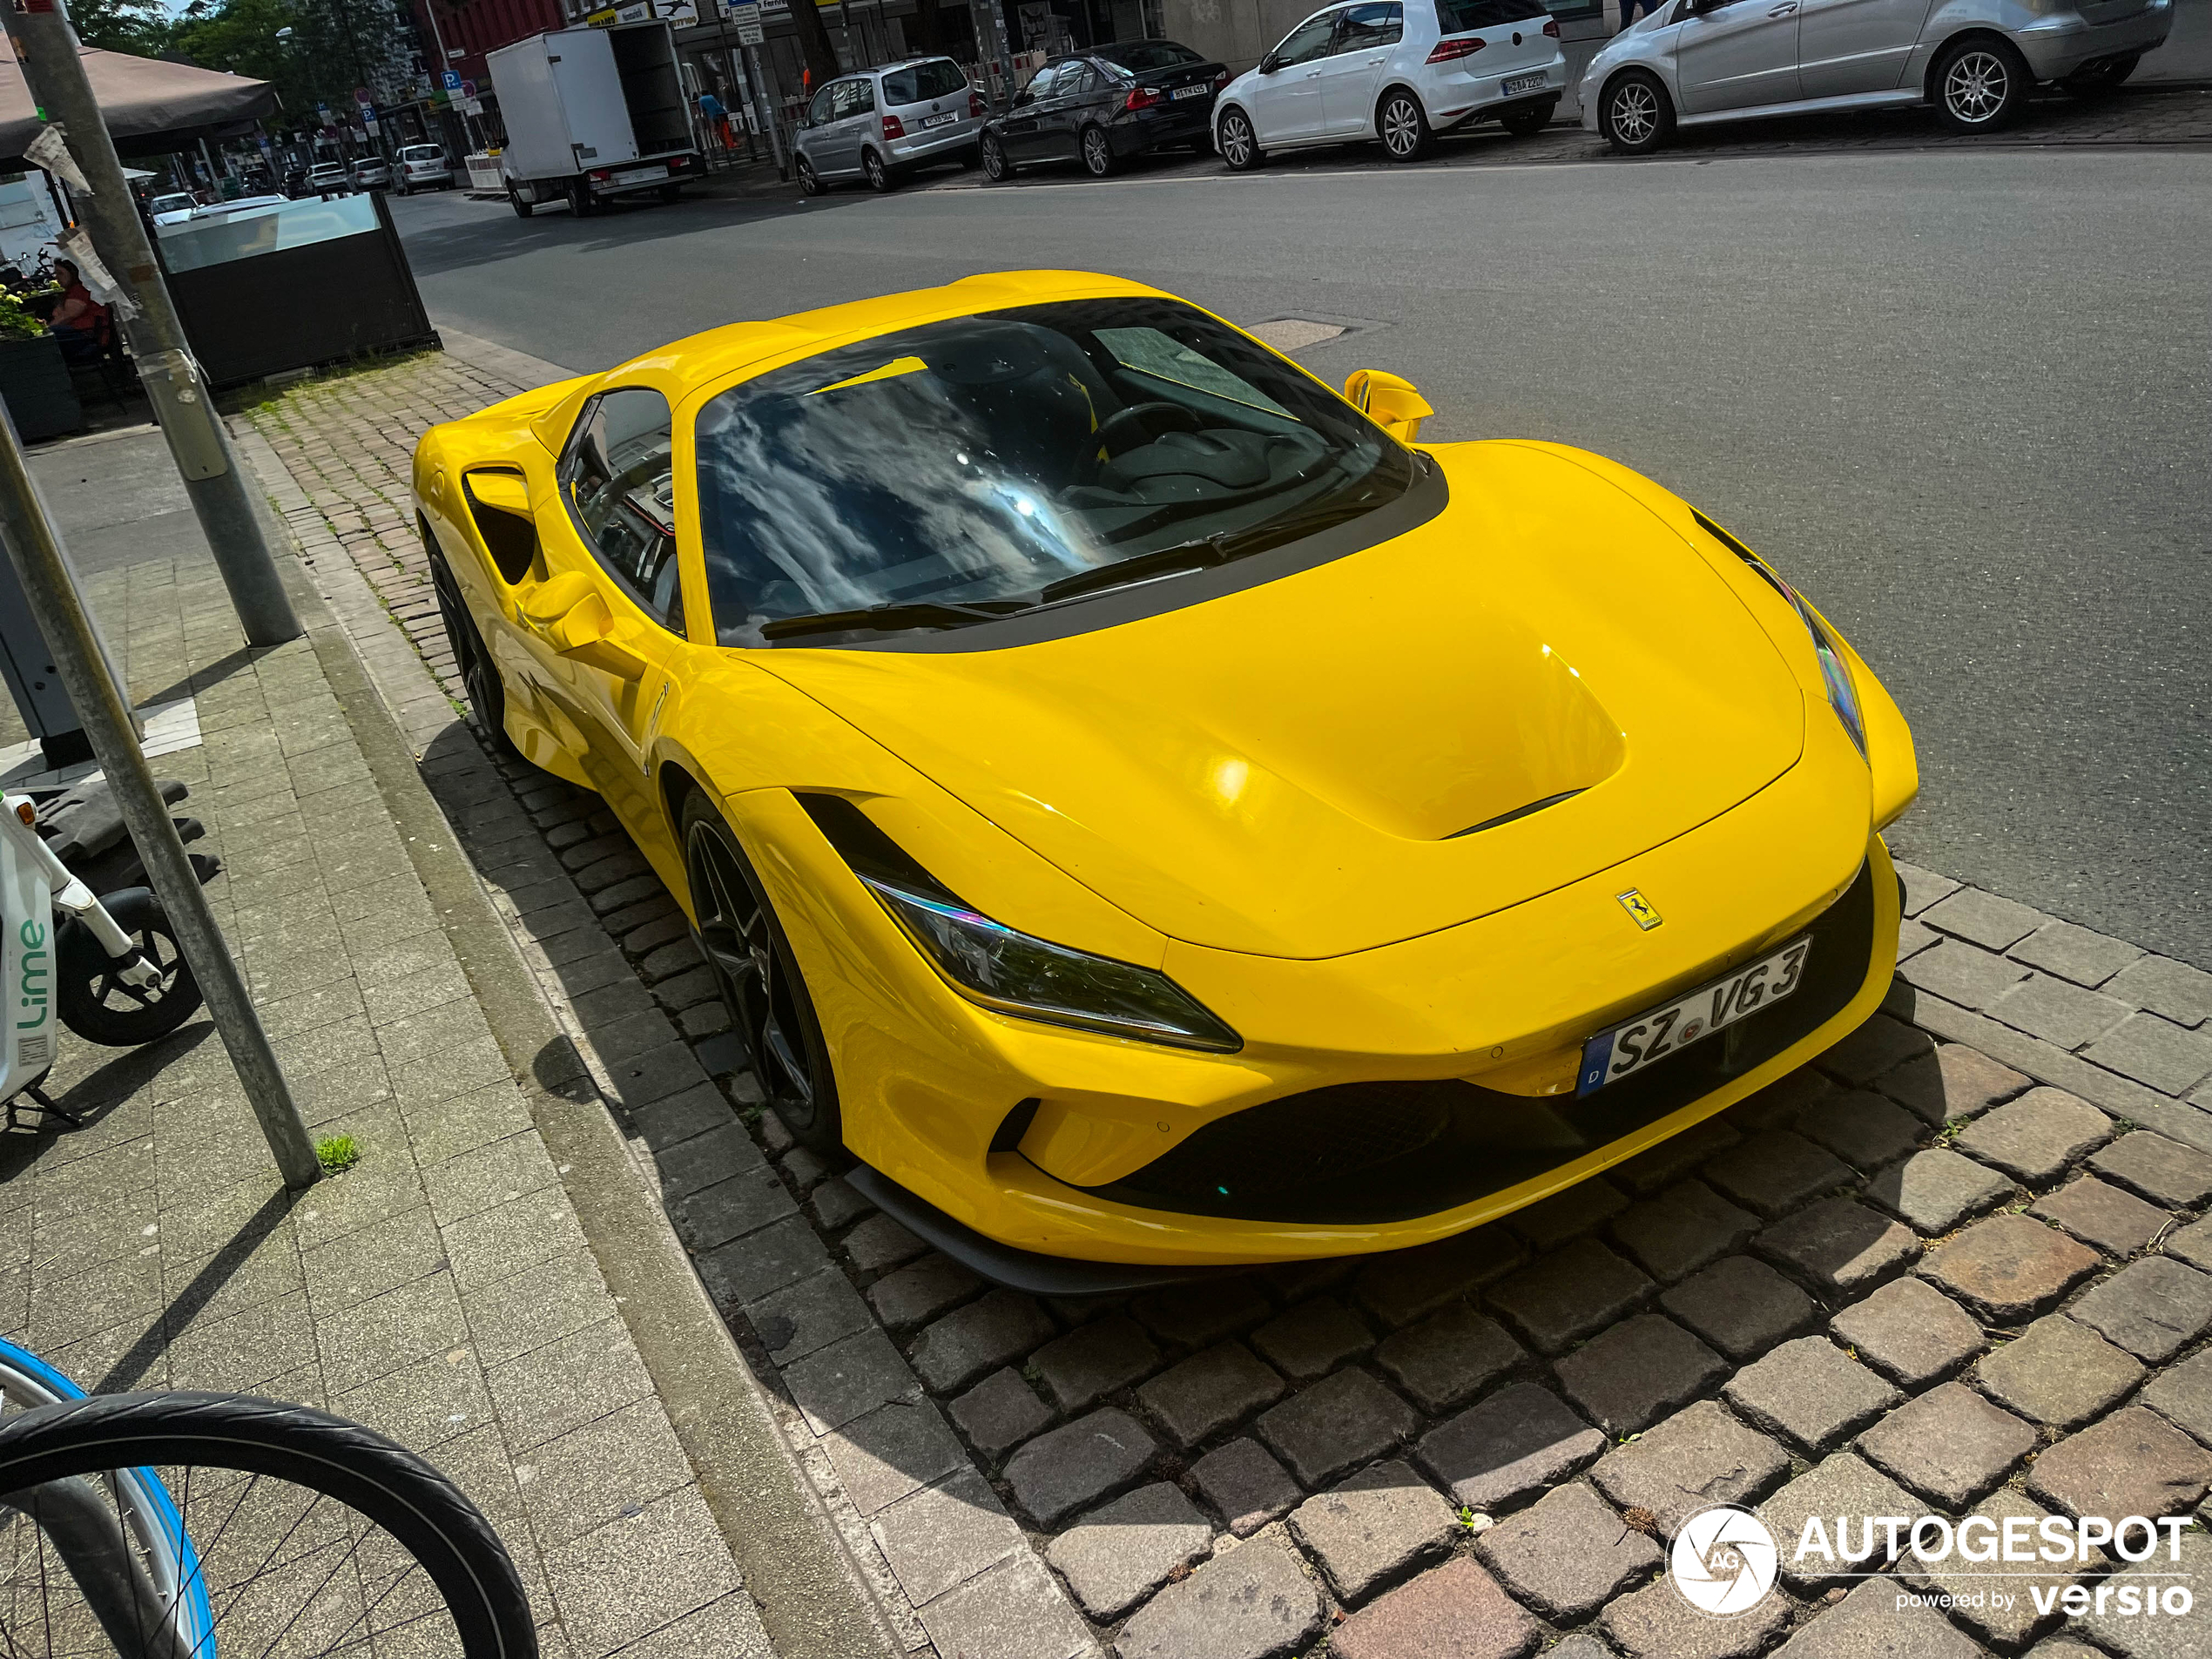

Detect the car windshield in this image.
[151,194,193,214]
[694,297,1413,646]
[1096,41,1204,71]
[881,59,971,105]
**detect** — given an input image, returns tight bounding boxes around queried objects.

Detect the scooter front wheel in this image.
[56,888,201,1047]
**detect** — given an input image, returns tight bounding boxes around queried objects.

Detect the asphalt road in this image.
[388,149,2212,968]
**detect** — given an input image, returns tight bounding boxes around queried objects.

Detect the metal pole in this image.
[1,3,301,650]
[0,410,321,1192]
[745,41,786,175]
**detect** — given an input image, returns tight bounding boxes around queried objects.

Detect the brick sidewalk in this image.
[0,429,772,1657]
[239,346,2212,1659]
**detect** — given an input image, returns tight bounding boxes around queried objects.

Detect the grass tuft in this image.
[316,1134,361,1176]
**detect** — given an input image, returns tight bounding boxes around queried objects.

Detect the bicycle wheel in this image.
[0,1340,212,1656]
[0,1393,536,1659]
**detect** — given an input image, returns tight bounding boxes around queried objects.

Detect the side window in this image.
[560,388,684,632]
[854,79,878,115]
[829,79,863,120]
[808,84,836,125]
[1025,64,1065,98]
[1063,63,1103,96]
[1339,2,1403,47]
[1273,10,1345,66]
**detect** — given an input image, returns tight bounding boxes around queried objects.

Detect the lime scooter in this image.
[1,788,202,1128]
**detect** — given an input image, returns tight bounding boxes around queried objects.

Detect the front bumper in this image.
[742,732,1898,1267]
[2013,0,2173,78]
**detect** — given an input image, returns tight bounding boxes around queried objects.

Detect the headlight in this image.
[860,876,1243,1054]
[1695,511,1868,761]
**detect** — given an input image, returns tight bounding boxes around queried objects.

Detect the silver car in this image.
[1580,0,2172,151]
[350,154,393,190]
[396,144,454,194]
[794,56,985,194]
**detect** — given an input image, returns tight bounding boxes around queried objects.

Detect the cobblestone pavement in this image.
[913,84,2212,195]
[0,428,768,1658]
[241,347,2212,1659]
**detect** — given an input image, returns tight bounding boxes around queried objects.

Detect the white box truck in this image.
[489,23,705,218]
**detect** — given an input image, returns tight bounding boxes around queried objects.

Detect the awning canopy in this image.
[0,46,276,171]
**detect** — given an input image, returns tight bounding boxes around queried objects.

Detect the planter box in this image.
[0,334,85,444]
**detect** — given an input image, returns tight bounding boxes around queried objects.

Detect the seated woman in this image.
[47,260,111,366]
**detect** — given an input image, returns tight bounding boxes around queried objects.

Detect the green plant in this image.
[315,1133,361,1175]
[0,291,44,342]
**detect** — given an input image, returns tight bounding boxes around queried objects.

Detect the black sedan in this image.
[981,40,1229,181]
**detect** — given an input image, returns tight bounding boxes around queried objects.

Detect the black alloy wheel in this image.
[797,153,825,195]
[1081,124,1116,177]
[55,889,201,1047]
[1601,70,1675,154]
[1217,107,1263,171]
[863,147,894,192]
[1378,88,1433,161]
[426,539,516,757]
[981,132,1015,181]
[1933,37,2031,131]
[681,792,844,1155]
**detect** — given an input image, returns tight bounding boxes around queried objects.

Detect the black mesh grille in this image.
[1082,860,1878,1224]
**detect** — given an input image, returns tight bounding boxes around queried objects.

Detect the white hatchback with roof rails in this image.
[1214,0,1568,168]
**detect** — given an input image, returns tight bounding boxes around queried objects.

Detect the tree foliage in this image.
[167,0,414,128]
[66,0,177,55]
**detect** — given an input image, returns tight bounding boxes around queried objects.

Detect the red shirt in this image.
[52,280,109,341]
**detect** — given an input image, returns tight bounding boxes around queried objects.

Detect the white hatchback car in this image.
[1214,0,1568,167]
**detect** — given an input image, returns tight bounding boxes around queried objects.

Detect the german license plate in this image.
[613,166,662,186]
[1173,84,1210,98]
[1576,935,1812,1096]
[923,111,957,127]
[1502,71,1548,96]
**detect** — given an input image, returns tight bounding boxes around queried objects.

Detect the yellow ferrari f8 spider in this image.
[413,272,1916,1290]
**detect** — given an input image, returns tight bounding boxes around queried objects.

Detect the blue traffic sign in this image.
[442,69,462,91]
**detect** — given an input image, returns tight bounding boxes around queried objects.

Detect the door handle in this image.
[1767,3,1797,13]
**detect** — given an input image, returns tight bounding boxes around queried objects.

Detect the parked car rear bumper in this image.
[888,118,985,165]
[1110,98,1217,155]
[2011,0,2172,78]
[1428,51,1569,124]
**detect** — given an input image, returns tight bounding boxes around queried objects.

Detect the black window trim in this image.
[556,386,687,637]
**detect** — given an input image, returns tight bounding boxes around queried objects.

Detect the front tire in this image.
[797,153,824,195]
[426,537,517,759]
[1933,37,2031,131]
[863,147,894,192]
[1601,69,1675,153]
[508,186,532,217]
[1377,87,1433,161]
[1217,107,1263,171]
[1080,124,1116,177]
[681,793,844,1157]
[982,132,1015,181]
[55,890,201,1047]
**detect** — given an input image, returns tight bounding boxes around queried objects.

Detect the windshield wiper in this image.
[1039,534,1238,604]
[760,599,1029,642]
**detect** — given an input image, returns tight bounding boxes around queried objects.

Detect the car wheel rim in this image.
[984,139,1002,177]
[688,822,816,1116]
[867,154,885,186]
[1613,84,1657,144]
[1223,117,1251,165]
[1383,99,1420,155]
[1945,51,2007,122]
[1084,132,1109,172]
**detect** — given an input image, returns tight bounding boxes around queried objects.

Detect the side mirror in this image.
[1344,368,1434,443]
[1014,89,1033,106]
[1258,54,1281,74]
[464,469,531,517]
